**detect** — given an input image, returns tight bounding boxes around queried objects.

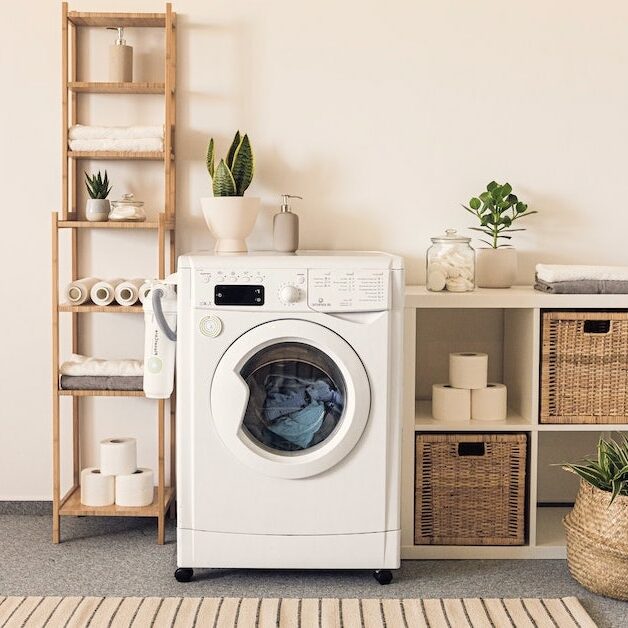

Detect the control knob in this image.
[279,285,301,304]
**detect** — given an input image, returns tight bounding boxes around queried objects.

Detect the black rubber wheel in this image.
[373,569,393,585]
[174,567,194,583]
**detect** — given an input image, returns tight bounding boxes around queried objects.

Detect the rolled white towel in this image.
[91,279,124,306]
[68,125,164,140]
[60,354,144,377]
[138,280,155,304]
[64,277,99,305]
[114,279,145,306]
[69,138,164,152]
[536,264,628,283]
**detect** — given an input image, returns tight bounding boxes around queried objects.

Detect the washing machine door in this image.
[210,319,371,479]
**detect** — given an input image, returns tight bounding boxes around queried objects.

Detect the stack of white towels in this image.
[59,354,143,391]
[68,125,164,152]
[535,264,628,294]
[81,437,154,508]
[432,352,508,422]
[65,277,153,307]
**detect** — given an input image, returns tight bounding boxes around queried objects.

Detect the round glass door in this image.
[241,342,345,454]
[210,319,371,479]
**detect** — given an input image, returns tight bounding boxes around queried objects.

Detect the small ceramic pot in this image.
[201,196,260,253]
[475,247,517,288]
[86,198,111,222]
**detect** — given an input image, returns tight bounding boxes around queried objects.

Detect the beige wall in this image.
[2,0,626,498]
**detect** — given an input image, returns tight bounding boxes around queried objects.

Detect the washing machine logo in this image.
[147,356,162,374]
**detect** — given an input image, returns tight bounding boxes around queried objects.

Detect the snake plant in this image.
[463,181,536,248]
[206,131,255,197]
[84,170,111,199]
[561,435,628,504]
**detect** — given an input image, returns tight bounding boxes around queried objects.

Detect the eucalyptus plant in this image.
[206,131,255,197]
[561,435,628,505]
[463,181,536,248]
[84,170,111,199]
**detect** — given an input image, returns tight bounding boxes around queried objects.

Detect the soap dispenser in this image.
[273,194,302,253]
[107,27,133,82]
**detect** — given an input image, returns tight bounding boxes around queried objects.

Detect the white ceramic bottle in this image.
[108,27,133,82]
[273,194,302,253]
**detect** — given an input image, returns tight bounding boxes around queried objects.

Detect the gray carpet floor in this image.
[0,515,626,628]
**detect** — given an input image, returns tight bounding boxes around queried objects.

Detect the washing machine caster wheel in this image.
[373,569,392,585]
[175,568,194,583]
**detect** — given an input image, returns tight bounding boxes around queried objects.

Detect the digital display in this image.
[214,285,264,306]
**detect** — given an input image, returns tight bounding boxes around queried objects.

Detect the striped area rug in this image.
[0,596,596,627]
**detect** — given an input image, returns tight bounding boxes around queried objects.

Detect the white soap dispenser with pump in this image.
[273,194,302,253]
[107,27,133,82]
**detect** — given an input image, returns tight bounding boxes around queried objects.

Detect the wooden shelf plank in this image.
[68,150,166,161]
[414,400,532,431]
[67,12,165,27]
[58,389,145,397]
[58,303,143,313]
[60,486,174,517]
[57,219,174,230]
[68,81,165,94]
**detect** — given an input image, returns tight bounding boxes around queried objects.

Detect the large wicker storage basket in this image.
[541,311,628,424]
[414,433,527,545]
[564,481,628,600]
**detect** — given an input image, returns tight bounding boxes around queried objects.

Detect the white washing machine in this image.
[174,251,404,584]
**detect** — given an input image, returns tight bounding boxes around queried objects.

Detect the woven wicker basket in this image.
[414,433,527,545]
[564,481,628,600]
[541,311,628,423]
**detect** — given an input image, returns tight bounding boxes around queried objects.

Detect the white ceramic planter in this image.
[85,198,111,222]
[475,247,518,288]
[201,196,260,253]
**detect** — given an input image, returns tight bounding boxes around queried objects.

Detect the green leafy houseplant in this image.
[463,181,536,249]
[206,131,255,197]
[562,435,628,505]
[84,170,111,199]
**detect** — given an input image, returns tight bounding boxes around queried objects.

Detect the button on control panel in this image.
[199,315,223,337]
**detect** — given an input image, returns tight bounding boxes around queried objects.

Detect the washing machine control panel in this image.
[194,268,389,312]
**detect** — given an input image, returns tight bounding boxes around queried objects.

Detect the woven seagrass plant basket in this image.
[564,481,628,600]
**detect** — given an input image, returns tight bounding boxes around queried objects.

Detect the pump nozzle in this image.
[281,194,303,212]
[107,26,126,45]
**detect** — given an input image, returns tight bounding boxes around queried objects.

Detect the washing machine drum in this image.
[211,320,371,479]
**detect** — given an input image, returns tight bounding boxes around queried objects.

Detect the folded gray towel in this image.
[60,375,143,391]
[534,278,628,294]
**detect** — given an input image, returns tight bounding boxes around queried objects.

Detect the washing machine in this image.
[174,251,404,584]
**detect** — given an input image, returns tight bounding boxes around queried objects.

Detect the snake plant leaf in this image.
[226,131,241,169]
[231,134,255,196]
[206,138,215,177]
[212,159,237,197]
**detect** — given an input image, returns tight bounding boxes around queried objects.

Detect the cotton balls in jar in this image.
[426,229,475,292]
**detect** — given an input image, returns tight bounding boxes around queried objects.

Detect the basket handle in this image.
[457,442,485,456]
[583,320,611,335]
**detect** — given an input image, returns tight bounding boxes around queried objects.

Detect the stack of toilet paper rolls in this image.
[432,352,508,422]
[80,437,154,507]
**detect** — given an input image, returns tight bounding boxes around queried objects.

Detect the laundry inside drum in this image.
[240,342,346,454]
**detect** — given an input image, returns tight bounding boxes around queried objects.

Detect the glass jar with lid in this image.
[108,193,146,222]
[426,229,475,292]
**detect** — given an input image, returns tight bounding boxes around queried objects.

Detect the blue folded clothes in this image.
[267,402,326,449]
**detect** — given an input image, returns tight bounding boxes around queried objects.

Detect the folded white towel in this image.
[60,354,143,377]
[68,125,164,140]
[69,138,163,152]
[536,264,628,283]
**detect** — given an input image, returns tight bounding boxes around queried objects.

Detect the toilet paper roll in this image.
[138,280,154,304]
[100,437,137,476]
[65,277,99,305]
[432,384,471,421]
[114,278,145,306]
[115,468,154,507]
[472,383,508,421]
[80,467,114,507]
[90,278,124,306]
[449,352,488,389]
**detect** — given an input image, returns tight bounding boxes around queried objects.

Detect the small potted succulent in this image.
[201,131,258,253]
[84,170,112,222]
[463,181,536,288]
[561,436,628,600]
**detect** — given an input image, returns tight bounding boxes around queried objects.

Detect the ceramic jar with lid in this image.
[426,229,475,292]
[108,193,146,222]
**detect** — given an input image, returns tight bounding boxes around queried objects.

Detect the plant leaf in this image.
[469,197,481,210]
[487,181,499,192]
[212,159,237,196]
[226,131,241,169]
[231,133,255,196]
[206,138,215,177]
